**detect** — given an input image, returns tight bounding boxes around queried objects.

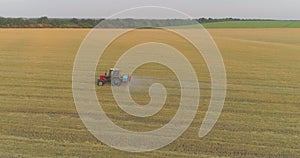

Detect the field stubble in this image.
[0,28,299,157]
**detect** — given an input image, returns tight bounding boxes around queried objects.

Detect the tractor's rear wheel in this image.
[111,78,121,86]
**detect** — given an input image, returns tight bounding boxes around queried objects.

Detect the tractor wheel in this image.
[111,78,121,86]
[97,80,104,86]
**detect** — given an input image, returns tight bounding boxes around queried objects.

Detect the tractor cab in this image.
[109,68,120,78]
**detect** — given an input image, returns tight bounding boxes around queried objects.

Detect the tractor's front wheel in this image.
[97,80,104,86]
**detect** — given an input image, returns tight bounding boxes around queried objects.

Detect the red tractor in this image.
[97,68,131,86]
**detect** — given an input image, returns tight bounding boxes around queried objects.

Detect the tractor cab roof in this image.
[110,68,119,71]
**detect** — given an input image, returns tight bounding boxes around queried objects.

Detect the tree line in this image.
[0,16,103,28]
[0,16,273,28]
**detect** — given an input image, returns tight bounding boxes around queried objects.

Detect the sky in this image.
[0,0,300,20]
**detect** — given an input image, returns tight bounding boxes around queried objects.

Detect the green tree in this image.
[38,16,49,24]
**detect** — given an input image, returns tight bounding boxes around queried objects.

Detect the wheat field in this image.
[0,28,299,157]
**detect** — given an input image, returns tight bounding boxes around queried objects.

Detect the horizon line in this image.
[1,16,300,21]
